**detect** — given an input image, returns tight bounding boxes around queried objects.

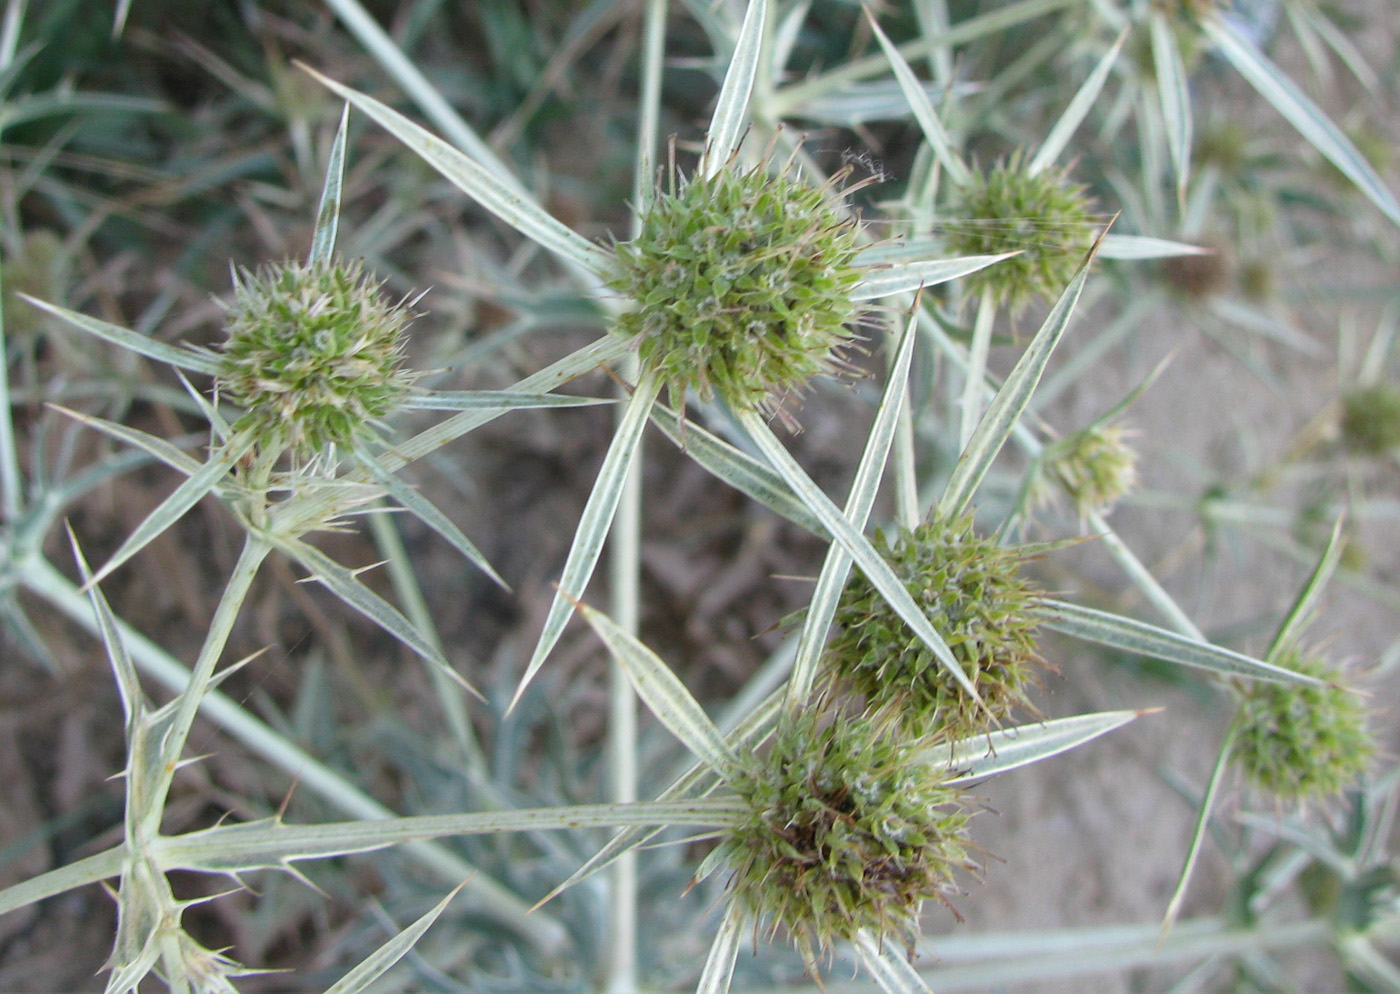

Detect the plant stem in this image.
[21,554,569,955]
[603,1,668,988]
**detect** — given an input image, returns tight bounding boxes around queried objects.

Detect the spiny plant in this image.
[0,0,1394,991]
[718,705,979,967]
[1232,651,1373,804]
[944,154,1096,313]
[209,257,419,461]
[821,512,1046,741]
[609,146,867,418]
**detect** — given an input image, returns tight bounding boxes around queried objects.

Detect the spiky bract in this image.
[1041,424,1140,518]
[1233,653,1372,803]
[215,259,416,458]
[946,154,1093,312]
[1340,383,1400,456]
[823,514,1044,740]
[609,159,864,415]
[719,708,976,964]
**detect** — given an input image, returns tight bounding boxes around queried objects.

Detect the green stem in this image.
[603,2,668,989]
[0,247,21,522]
[148,533,272,822]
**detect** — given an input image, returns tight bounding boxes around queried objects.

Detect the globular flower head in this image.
[718,706,977,966]
[608,154,865,417]
[215,258,417,459]
[945,153,1094,312]
[1036,424,1140,518]
[822,513,1046,740]
[1233,653,1373,804]
[1340,383,1400,456]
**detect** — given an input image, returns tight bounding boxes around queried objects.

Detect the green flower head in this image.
[609,154,865,417]
[1340,383,1400,456]
[1038,423,1140,518]
[1233,653,1373,804]
[215,258,417,459]
[946,152,1094,312]
[822,513,1046,740]
[719,707,977,967]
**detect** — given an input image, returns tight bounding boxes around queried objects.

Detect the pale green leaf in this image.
[361,461,507,590]
[277,536,474,694]
[575,601,737,773]
[392,336,630,470]
[1161,721,1236,939]
[1204,18,1400,228]
[512,372,663,710]
[1266,516,1345,662]
[308,103,350,268]
[88,435,253,588]
[855,930,937,994]
[48,407,204,479]
[1097,234,1207,260]
[67,529,142,728]
[700,0,766,180]
[323,885,464,994]
[1149,12,1193,204]
[737,408,982,706]
[303,67,617,275]
[401,390,611,411]
[1028,27,1126,176]
[1034,599,1324,685]
[788,309,918,706]
[865,8,972,187]
[697,899,746,994]
[850,253,1017,300]
[938,710,1146,782]
[540,691,781,905]
[649,404,823,537]
[20,295,220,375]
[937,235,1098,518]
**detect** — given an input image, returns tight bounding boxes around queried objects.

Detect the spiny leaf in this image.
[937,229,1102,518]
[737,408,983,707]
[308,103,350,268]
[866,8,971,187]
[323,884,465,994]
[700,0,766,180]
[1034,599,1324,685]
[512,372,662,710]
[303,66,617,275]
[575,601,737,774]
[788,308,918,707]
[936,709,1148,782]
[21,296,220,376]
[850,253,1018,300]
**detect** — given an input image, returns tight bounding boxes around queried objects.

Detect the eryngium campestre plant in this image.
[946,153,1094,312]
[718,707,978,966]
[608,155,865,417]
[1232,653,1373,803]
[215,258,417,458]
[822,513,1046,740]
